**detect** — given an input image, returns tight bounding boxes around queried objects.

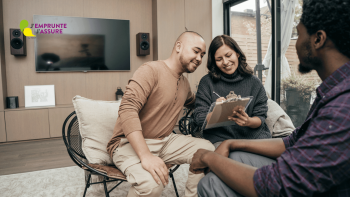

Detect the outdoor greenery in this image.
[281,73,319,101]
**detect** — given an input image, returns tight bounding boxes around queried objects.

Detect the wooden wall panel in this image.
[2,0,154,105]
[185,0,212,93]
[154,0,212,92]
[152,0,158,61]
[0,112,6,142]
[5,109,50,141]
[0,0,6,111]
[48,106,74,137]
[156,0,185,60]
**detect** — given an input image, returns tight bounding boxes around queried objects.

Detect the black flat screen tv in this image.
[34,15,130,72]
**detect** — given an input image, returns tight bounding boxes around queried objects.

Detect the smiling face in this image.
[178,35,206,73]
[214,44,240,75]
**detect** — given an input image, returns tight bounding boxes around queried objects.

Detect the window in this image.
[224,0,321,127]
[280,0,321,127]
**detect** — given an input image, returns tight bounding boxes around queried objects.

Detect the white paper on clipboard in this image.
[201,96,253,130]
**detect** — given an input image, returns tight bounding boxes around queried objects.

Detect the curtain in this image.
[263,0,298,98]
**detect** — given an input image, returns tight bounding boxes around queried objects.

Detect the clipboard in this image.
[201,96,253,130]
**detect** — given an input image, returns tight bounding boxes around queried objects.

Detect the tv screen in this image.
[34,15,130,72]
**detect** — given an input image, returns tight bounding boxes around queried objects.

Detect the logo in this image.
[20,20,36,37]
[20,20,68,37]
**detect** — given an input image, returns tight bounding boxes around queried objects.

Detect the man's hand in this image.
[215,140,231,158]
[140,154,169,186]
[190,149,212,174]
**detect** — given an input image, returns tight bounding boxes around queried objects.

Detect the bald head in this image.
[172,31,206,54]
[176,31,203,43]
[168,31,206,73]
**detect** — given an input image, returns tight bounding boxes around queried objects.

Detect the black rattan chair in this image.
[62,111,181,197]
[178,109,203,138]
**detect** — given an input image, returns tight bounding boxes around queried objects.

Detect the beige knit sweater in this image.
[107,61,195,158]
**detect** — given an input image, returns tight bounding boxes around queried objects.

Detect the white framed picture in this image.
[25,85,55,108]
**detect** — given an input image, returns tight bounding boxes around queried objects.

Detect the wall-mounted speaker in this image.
[10,28,26,56]
[136,33,150,56]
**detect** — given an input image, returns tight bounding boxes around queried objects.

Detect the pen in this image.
[213,91,221,98]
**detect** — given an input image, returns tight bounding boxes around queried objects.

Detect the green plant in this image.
[281,73,319,101]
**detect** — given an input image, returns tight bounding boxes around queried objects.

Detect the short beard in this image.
[298,63,312,74]
[298,42,320,74]
[179,53,193,73]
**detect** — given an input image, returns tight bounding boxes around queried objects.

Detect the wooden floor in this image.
[0,126,181,176]
[0,138,75,176]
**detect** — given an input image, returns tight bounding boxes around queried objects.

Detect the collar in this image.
[160,60,182,79]
[317,61,350,98]
[220,70,244,83]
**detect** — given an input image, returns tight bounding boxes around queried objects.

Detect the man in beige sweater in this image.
[107,31,215,197]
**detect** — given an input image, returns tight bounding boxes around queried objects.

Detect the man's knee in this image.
[198,172,242,197]
[128,182,163,196]
[125,164,164,196]
[229,151,247,162]
[197,172,220,197]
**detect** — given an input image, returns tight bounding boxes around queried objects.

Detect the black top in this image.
[194,71,272,144]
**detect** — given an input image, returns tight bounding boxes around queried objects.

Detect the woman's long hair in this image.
[207,35,253,80]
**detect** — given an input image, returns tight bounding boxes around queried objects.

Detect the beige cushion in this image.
[72,95,120,165]
[266,99,295,138]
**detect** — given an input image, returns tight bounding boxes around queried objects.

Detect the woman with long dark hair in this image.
[194,35,271,148]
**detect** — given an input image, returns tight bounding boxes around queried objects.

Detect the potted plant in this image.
[281,73,319,127]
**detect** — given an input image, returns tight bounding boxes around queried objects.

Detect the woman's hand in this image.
[216,97,226,102]
[228,108,251,127]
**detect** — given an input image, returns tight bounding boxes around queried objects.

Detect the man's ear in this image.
[314,30,327,50]
[175,41,182,53]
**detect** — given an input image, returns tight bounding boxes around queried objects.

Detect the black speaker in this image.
[6,96,19,109]
[10,28,26,56]
[136,33,150,56]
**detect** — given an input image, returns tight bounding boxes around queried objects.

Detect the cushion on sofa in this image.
[72,95,120,165]
[266,99,295,137]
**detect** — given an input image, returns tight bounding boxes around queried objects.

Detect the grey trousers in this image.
[197,151,276,197]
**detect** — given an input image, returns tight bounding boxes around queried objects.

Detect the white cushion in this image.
[72,95,120,165]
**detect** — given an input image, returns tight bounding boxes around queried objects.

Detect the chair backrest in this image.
[67,115,86,159]
[62,111,86,163]
[178,109,203,138]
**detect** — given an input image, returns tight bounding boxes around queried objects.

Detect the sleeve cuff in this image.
[121,117,142,136]
[282,135,292,149]
[253,168,265,197]
[256,115,266,128]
